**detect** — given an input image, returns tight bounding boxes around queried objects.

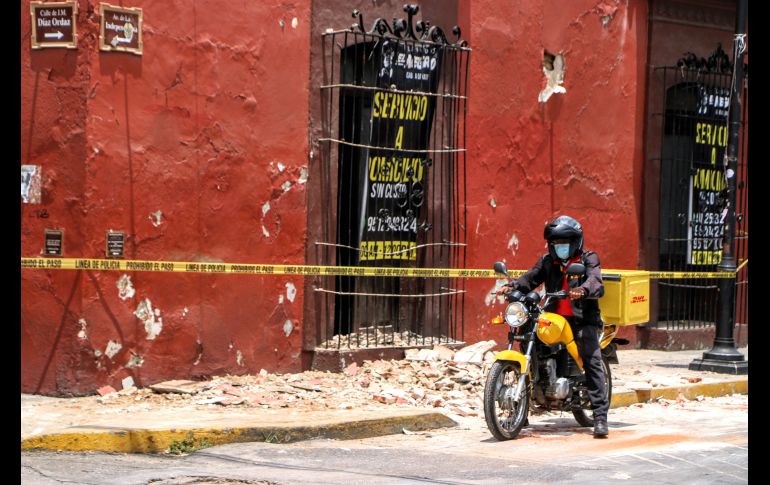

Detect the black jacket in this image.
[511,249,604,326]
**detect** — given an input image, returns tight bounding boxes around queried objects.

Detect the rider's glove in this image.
[569,287,586,300]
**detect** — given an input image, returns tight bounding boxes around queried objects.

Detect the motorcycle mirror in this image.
[524,291,541,305]
[493,262,509,277]
[566,263,586,276]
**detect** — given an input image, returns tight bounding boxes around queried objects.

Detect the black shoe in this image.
[593,419,608,438]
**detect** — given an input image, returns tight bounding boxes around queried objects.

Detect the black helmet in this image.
[544,215,583,260]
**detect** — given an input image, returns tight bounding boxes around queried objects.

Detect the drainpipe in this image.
[689,0,748,375]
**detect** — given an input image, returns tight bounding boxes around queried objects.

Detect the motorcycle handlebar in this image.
[546,290,569,299]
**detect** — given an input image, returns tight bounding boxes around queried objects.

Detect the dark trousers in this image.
[571,322,609,421]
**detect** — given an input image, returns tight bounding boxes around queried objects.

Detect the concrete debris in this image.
[78,344,734,422]
[121,376,135,390]
[321,327,463,349]
[150,380,213,394]
[453,340,496,363]
[97,386,117,396]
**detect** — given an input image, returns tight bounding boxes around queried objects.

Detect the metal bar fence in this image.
[654,54,747,332]
[315,10,470,349]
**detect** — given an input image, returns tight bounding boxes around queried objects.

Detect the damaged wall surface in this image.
[460,0,648,345]
[23,0,718,395]
[22,0,311,395]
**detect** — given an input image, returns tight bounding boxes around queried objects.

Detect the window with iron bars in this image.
[654,46,748,332]
[313,8,471,350]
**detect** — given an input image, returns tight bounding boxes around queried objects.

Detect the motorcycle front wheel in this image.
[572,355,613,427]
[483,360,530,440]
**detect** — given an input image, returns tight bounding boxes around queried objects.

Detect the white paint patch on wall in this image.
[283,319,293,337]
[298,166,308,184]
[105,340,122,359]
[277,162,286,172]
[279,294,285,304]
[134,298,163,340]
[125,352,144,368]
[77,318,87,339]
[507,234,520,256]
[193,340,203,365]
[149,210,163,227]
[281,181,292,192]
[291,17,298,29]
[484,281,508,306]
[285,282,297,302]
[262,225,270,237]
[236,350,244,366]
[262,201,271,216]
[117,275,136,300]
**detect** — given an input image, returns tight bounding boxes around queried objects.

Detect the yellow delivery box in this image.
[599,270,650,325]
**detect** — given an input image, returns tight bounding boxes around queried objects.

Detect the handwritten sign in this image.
[358,40,441,262]
[99,3,143,55]
[30,2,77,49]
[687,86,729,266]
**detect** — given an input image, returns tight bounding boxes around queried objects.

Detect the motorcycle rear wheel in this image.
[572,355,612,427]
[483,360,530,440]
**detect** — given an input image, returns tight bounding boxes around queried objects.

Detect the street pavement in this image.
[21,347,748,455]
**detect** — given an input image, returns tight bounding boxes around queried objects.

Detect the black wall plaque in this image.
[106,231,125,258]
[45,229,63,256]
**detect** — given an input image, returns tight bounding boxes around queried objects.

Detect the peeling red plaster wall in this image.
[22,0,311,395]
[462,0,648,345]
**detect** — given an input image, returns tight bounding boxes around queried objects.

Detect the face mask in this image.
[554,243,571,260]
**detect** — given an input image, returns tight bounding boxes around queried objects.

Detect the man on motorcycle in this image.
[499,215,609,438]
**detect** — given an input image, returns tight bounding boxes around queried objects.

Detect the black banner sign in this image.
[687,86,729,265]
[359,40,442,263]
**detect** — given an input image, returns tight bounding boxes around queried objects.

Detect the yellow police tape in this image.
[20,257,743,279]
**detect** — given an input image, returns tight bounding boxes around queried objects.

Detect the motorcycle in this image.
[483,260,626,440]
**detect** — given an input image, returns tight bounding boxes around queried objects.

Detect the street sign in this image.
[45,229,63,257]
[30,2,77,49]
[99,3,143,55]
[106,231,125,258]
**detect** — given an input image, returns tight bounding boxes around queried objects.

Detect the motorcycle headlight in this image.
[504,302,528,328]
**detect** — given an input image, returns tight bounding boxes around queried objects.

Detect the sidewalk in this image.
[21,347,748,453]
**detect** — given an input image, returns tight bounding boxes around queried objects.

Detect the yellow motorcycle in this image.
[483,261,620,440]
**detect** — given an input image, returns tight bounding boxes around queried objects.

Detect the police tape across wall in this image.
[20,257,744,279]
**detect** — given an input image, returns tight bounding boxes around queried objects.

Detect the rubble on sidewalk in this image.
[83,345,738,421]
[90,342,497,419]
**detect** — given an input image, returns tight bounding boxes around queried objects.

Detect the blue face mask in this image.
[554,243,571,260]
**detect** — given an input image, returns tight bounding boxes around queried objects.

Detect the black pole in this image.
[690,0,748,375]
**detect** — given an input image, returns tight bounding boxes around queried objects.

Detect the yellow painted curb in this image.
[21,412,457,454]
[611,378,748,409]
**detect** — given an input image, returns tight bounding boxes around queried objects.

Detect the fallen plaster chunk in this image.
[121,376,135,390]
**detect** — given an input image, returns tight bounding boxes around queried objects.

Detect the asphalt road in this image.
[21,393,748,484]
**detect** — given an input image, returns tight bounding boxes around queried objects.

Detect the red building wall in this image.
[461,0,648,344]
[22,0,312,395]
[22,0,648,394]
